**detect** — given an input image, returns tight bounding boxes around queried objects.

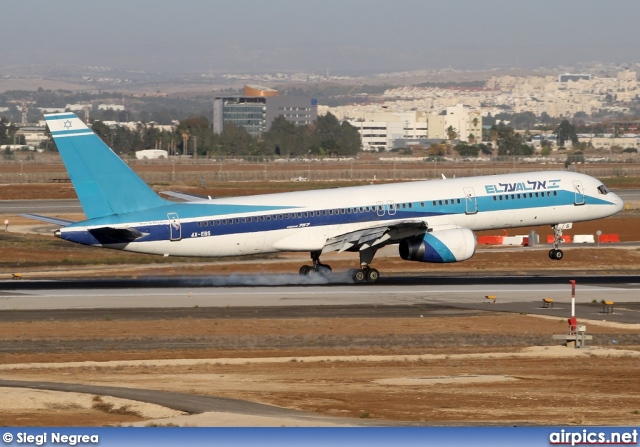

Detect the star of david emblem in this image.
[63,120,72,129]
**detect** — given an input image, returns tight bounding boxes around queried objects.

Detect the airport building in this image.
[212,85,317,138]
[345,105,481,151]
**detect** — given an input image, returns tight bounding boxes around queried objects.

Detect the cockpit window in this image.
[597,185,610,195]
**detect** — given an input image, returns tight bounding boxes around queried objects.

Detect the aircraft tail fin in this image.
[45,113,167,219]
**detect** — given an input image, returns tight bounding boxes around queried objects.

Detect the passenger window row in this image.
[196,205,379,227]
[193,198,469,228]
[493,191,558,201]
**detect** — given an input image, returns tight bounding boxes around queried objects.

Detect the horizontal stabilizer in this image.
[19,213,77,226]
[160,191,214,202]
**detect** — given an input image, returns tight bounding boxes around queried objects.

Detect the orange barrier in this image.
[477,236,504,245]
[598,233,620,243]
[546,235,571,244]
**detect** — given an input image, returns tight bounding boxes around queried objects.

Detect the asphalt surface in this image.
[0,379,371,425]
[0,199,82,215]
[1,274,639,323]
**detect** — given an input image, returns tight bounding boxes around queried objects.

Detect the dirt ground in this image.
[0,314,639,427]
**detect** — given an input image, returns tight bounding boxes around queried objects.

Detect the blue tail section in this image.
[45,113,167,219]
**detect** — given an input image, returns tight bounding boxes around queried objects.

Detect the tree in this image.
[446,125,458,142]
[555,120,579,147]
[427,143,446,156]
[263,115,301,157]
[455,142,479,157]
[510,112,537,130]
[489,126,499,154]
[177,116,212,156]
[493,123,533,156]
[218,122,255,156]
[336,121,362,156]
[308,112,361,156]
[0,118,18,146]
[90,120,112,142]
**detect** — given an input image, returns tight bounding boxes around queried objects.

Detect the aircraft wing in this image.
[19,213,77,226]
[321,219,429,254]
[160,191,214,202]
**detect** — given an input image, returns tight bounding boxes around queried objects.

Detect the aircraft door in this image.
[463,187,478,214]
[167,212,181,241]
[376,201,385,217]
[387,200,397,216]
[573,180,585,206]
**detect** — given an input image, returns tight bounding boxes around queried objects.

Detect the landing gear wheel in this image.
[301,251,332,277]
[366,268,380,283]
[549,224,567,261]
[353,269,366,283]
[316,264,332,275]
[549,249,564,260]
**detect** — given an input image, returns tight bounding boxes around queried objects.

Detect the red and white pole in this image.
[568,280,577,334]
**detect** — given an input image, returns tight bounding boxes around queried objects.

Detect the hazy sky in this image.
[2,0,640,74]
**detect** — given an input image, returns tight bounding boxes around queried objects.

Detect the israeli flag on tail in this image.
[45,113,167,220]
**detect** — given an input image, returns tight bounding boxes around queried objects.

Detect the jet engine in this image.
[399,228,476,263]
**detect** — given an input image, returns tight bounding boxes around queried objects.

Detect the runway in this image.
[1,275,639,323]
[0,199,82,214]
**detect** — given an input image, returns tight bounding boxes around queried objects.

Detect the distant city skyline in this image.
[2,0,640,75]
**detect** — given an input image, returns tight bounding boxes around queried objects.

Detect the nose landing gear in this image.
[549,224,566,261]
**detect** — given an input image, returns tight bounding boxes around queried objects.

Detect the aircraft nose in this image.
[613,192,624,212]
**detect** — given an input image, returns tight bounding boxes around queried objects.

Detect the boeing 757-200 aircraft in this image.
[23,113,624,283]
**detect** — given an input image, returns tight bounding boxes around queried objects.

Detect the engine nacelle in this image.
[399,228,476,263]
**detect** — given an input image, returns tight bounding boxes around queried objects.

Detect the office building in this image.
[213,85,317,137]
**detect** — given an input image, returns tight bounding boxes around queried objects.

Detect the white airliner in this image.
[24,113,624,283]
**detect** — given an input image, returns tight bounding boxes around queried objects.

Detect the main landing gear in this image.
[298,249,381,283]
[351,246,380,283]
[549,224,565,261]
[350,266,380,283]
[299,251,332,276]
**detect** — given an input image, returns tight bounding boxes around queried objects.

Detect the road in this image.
[0,380,372,426]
